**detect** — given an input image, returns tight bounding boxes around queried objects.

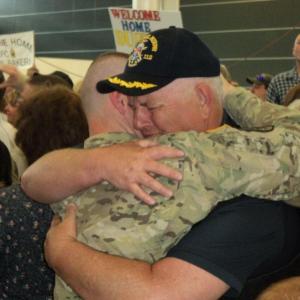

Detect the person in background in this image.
[2,72,72,129]
[283,82,300,107]
[0,64,73,101]
[51,70,74,89]
[267,33,300,104]
[0,140,12,188]
[1,72,73,180]
[20,73,72,102]
[0,71,26,180]
[0,85,88,299]
[3,89,22,126]
[15,85,88,165]
[246,73,273,101]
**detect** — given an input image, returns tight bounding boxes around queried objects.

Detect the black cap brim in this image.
[246,77,256,84]
[246,77,264,85]
[96,72,174,96]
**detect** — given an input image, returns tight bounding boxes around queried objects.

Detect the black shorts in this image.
[167,195,300,298]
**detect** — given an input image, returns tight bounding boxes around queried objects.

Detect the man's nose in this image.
[134,105,152,130]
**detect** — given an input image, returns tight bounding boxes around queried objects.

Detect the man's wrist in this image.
[86,147,108,183]
[46,237,78,271]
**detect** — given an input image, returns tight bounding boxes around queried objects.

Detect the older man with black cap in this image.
[25,28,300,300]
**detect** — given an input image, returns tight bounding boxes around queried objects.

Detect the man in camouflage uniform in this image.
[25,28,300,299]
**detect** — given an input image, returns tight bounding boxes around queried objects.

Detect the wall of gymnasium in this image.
[0,0,299,85]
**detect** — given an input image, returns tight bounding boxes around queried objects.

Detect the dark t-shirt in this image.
[167,195,300,298]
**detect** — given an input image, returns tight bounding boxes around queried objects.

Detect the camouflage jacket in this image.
[52,88,300,299]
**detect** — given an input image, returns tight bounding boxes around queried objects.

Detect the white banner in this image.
[108,7,183,53]
[0,31,34,68]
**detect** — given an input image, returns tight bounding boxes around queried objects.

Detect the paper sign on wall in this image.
[108,7,183,53]
[0,31,34,68]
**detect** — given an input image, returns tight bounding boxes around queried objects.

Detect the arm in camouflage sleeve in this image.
[223,87,300,131]
[22,142,183,205]
[45,203,229,300]
[51,125,300,298]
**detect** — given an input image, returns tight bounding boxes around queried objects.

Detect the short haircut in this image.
[80,51,128,117]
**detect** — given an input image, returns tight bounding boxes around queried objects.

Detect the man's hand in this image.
[100,140,184,205]
[22,140,184,205]
[44,204,78,269]
[0,64,26,90]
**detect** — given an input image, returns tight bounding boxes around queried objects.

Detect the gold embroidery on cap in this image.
[108,77,157,90]
[128,34,158,67]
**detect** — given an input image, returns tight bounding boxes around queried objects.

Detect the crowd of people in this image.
[1,27,300,300]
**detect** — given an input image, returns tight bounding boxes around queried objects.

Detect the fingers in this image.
[147,160,182,181]
[65,203,78,218]
[129,172,177,205]
[51,215,62,227]
[64,203,78,230]
[50,203,77,228]
[146,145,184,160]
[136,139,158,148]
[141,174,173,197]
[130,183,156,205]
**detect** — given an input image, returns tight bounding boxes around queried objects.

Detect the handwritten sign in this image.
[0,31,34,68]
[108,7,183,53]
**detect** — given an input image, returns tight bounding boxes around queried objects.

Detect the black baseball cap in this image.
[246,73,273,87]
[97,27,220,96]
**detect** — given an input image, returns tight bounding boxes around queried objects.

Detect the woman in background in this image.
[0,85,88,299]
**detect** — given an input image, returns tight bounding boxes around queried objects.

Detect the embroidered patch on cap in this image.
[128,34,158,67]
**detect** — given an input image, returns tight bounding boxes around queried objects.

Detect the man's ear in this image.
[195,82,214,119]
[109,91,129,115]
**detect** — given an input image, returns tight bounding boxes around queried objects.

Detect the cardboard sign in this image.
[108,7,183,53]
[0,31,34,68]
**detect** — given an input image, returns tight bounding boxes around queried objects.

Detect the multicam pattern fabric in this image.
[267,67,300,104]
[52,88,300,299]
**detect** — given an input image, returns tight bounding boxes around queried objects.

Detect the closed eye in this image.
[147,105,163,112]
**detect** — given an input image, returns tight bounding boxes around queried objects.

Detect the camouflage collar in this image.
[84,132,136,149]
